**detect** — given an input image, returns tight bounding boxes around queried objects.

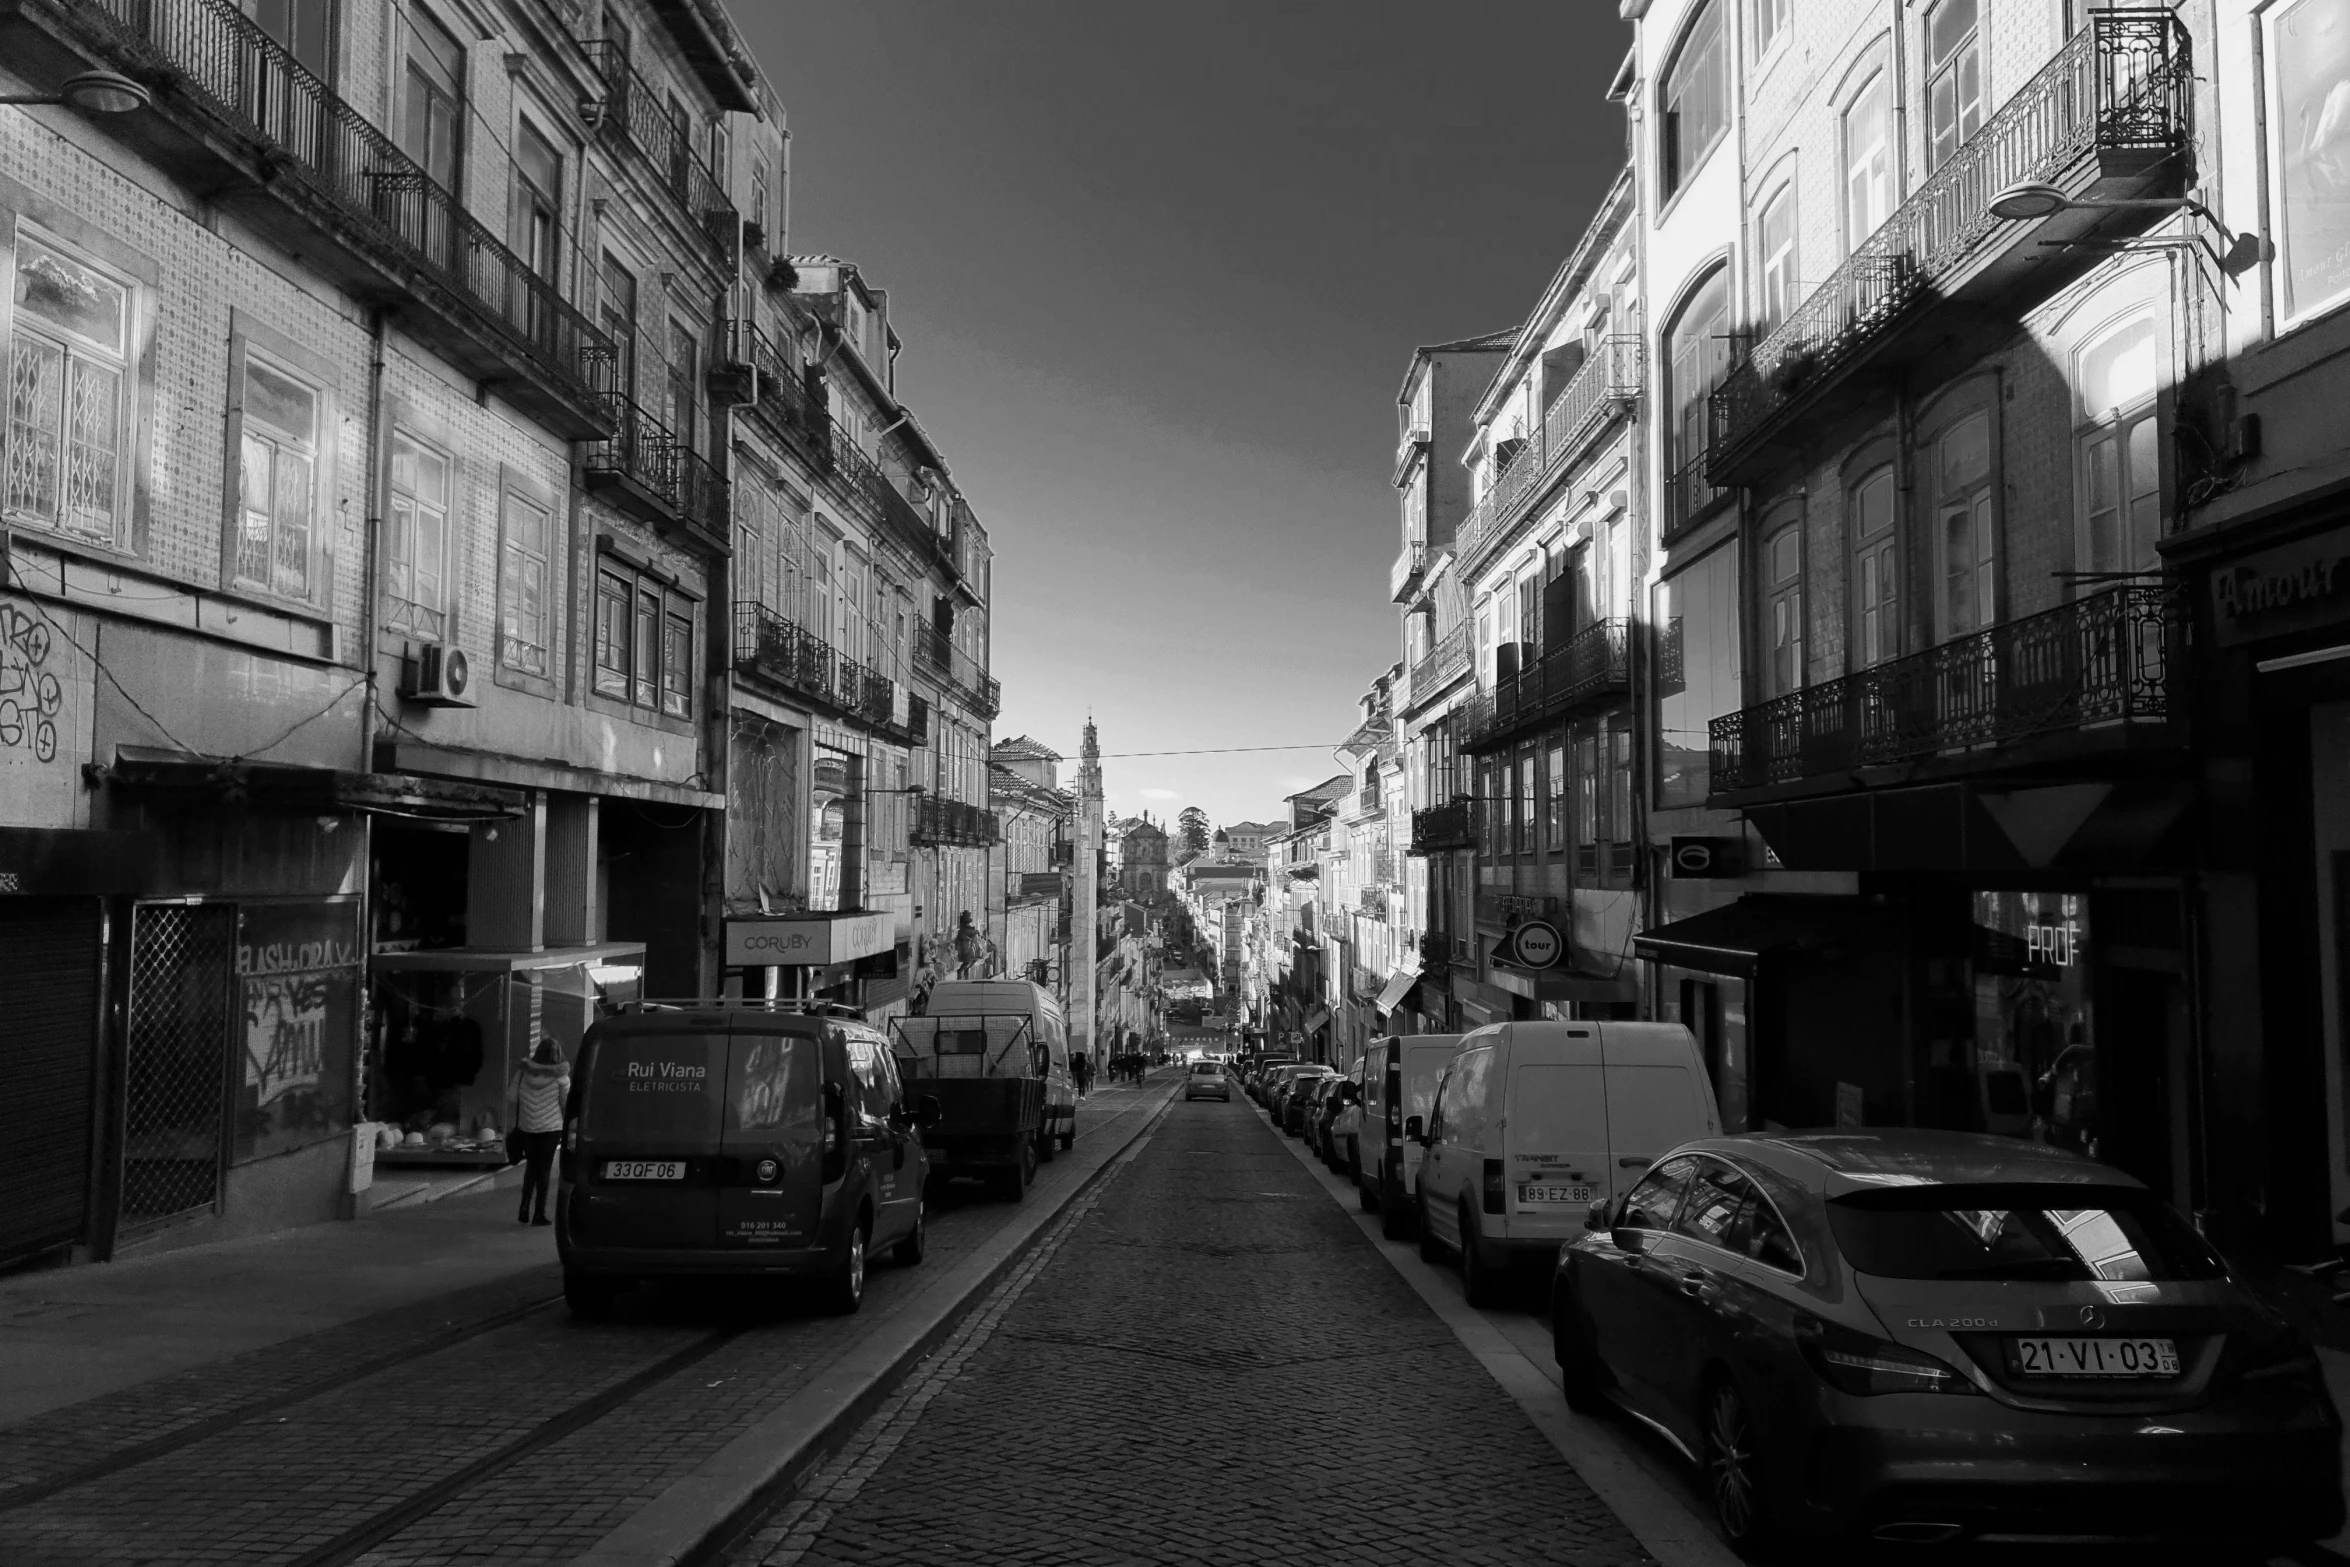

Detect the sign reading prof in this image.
[725,912,895,968]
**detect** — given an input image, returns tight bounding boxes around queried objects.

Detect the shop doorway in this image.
[0,898,102,1267]
[121,902,235,1231]
[2099,966,2193,1215]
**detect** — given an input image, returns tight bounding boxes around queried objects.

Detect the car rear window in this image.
[583,1029,725,1139]
[1192,1063,1220,1075]
[1827,1184,2225,1283]
[1508,1065,1607,1151]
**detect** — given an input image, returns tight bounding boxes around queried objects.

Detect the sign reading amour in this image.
[2210,528,2350,645]
[725,911,895,967]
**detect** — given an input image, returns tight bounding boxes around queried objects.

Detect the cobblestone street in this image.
[729,1093,1652,1567]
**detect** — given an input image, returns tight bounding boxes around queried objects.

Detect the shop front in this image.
[724,909,897,1013]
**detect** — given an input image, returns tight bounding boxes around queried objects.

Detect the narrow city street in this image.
[723,1092,1650,1567]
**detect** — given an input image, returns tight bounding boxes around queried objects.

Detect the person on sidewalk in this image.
[510,1037,571,1226]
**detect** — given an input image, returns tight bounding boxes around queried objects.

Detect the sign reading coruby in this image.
[725,911,895,967]
[2210,528,2350,645]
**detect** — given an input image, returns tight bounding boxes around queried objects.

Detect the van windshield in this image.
[584,1030,725,1140]
[1509,1065,1607,1150]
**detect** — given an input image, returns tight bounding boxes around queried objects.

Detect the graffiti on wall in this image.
[0,601,61,763]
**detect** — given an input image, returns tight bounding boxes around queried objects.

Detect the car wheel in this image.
[995,1139,1035,1201]
[1417,1187,1445,1263]
[1550,1281,1609,1412]
[1703,1377,1772,1555]
[823,1216,870,1315]
[892,1197,927,1267]
[563,1268,622,1320]
[1459,1203,1502,1307]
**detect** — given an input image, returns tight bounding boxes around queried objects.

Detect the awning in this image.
[1633,895,1896,977]
[1302,1006,1330,1033]
[1372,967,1421,1016]
[103,746,524,822]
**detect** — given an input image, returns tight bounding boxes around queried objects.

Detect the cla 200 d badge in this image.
[1909,1317,1999,1329]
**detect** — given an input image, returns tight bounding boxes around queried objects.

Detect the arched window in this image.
[1661,1,1728,200]
[1758,184,1798,335]
[1764,517,1804,696]
[1850,466,1899,667]
[2076,317,2162,577]
[1665,269,1732,526]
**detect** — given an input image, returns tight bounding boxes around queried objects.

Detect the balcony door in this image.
[239,0,332,160]
[510,121,563,349]
[1850,466,1898,669]
[2077,318,2163,578]
[398,9,465,269]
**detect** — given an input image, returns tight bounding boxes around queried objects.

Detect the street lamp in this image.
[1985,181,2272,280]
[0,72,152,115]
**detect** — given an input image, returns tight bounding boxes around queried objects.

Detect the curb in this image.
[569,1078,1183,1567]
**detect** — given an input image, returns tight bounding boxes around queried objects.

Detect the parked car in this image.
[1250,1057,1300,1107]
[1411,1020,1718,1304]
[1184,1061,1231,1102]
[1550,1130,2345,1554]
[1358,1034,1463,1238]
[1264,1063,1324,1122]
[1315,1066,1361,1168]
[1276,1066,1336,1133]
[1286,1074,1333,1137]
[559,1005,938,1318]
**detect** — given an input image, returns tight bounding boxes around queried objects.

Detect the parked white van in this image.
[1356,1034,1464,1240]
[1409,1021,1719,1304]
[915,980,1077,1158]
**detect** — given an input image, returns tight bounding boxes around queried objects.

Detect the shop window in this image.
[230,350,321,602]
[385,431,451,640]
[1654,542,1741,808]
[2076,318,2162,578]
[1661,0,1728,201]
[1765,521,1803,696]
[1925,0,1982,170]
[1936,410,1996,638]
[2268,0,2350,324]
[1843,71,1893,251]
[1758,183,1797,337]
[7,231,133,547]
[594,553,696,721]
[1851,466,1898,668]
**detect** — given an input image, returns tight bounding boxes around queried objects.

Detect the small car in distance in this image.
[1284,1070,1338,1136]
[1549,1129,2346,1554]
[1184,1061,1232,1102]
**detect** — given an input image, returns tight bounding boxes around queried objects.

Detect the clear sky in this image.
[739,2,1631,827]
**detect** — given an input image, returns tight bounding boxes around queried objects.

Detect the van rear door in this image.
[716,1023,826,1250]
[573,1022,728,1250]
[1504,1033,1609,1230]
[1597,1031,1717,1205]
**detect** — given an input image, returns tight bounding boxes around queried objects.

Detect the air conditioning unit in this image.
[402,644,476,707]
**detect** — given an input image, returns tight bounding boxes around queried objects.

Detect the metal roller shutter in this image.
[0,899,100,1265]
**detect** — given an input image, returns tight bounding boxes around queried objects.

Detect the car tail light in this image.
[1796,1314,1980,1396]
[1482,1159,1506,1215]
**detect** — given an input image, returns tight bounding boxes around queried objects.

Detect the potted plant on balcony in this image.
[1766,346,1820,400]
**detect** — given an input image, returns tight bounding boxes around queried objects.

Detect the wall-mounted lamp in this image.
[1986,181,2273,280]
[0,71,151,115]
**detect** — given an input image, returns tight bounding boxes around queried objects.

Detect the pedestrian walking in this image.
[510,1037,570,1227]
[1074,1050,1092,1096]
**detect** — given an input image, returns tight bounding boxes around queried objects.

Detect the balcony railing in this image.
[913,796,1000,849]
[1359,887,1389,921]
[1710,12,2191,482]
[915,625,1001,718]
[1708,586,2181,798]
[1463,619,1631,752]
[732,320,828,461]
[1409,799,1479,855]
[1389,540,1427,604]
[71,0,614,434]
[582,393,728,553]
[1406,622,1472,706]
[1461,337,1644,569]
[581,39,737,265]
[734,603,927,744]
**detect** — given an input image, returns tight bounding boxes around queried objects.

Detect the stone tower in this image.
[1073,717,1103,1066]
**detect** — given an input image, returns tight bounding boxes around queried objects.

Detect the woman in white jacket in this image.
[509,1037,570,1226]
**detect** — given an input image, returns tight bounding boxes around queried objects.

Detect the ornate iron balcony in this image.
[1707,585,2182,800]
[731,320,829,464]
[1409,799,1479,856]
[1460,337,1643,574]
[912,795,1000,849]
[915,625,999,719]
[1709,12,2192,485]
[1389,540,1427,604]
[1406,622,1472,707]
[582,393,729,554]
[1463,619,1631,753]
[581,39,738,266]
[733,602,924,744]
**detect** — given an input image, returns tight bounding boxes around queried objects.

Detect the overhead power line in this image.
[1094,744,1350,759]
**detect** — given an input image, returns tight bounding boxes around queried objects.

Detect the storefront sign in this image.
[725,911,894,967]
[2210,527,2350,646]
[1669,836,1741,878]
[1511,920,1564,969]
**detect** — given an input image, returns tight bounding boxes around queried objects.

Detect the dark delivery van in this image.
[556,1004,936,1316]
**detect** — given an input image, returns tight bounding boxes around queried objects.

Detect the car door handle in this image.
[1678,1275,1709,1298]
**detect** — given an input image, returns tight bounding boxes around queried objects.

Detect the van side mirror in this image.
[1403,1114,1425,1145]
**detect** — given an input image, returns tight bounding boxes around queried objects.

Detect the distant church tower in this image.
[1073,717,1103,1065]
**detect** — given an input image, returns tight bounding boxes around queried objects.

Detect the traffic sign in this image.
[1510,920,1564,969]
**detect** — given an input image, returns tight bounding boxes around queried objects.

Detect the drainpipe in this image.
[357,307,389,774]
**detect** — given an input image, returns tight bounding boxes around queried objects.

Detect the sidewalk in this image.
[0,1183,554,1427]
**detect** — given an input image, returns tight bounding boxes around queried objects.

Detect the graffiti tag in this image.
[245,971,329,1106]
[0,604,61,764]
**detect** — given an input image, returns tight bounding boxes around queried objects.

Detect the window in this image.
[1673,1159,1752,1247]
[1925,0,1983,170]
[1936,411,1996,638]
[1545,743,1568,851]
[1661,1,1728,200]
[7,233,132,545]
[2269,0,2350,323]
[1518,752,1536,855]
[2077,319,2162,577]
[600,254,637,398]
[747,156,771,242]
[594,554,696,719]
[385,432,450,639]
[1665,271,1731,524]
[1609,719,1632,869]
[1765,523,1802,696]
[1478,761,1497,856]
[1619,1155,1700,1231]
[1752,0,1789,57]
[511,120,562,282]
[233,354,319,600]
[497,490,552,676]
[667,317,699,452]
[1844,71,1893,250]
[1574,727,1598,872]
[1851,466,1899,667]
[1758,184,1797,336]
[246,0,332,78]
[1655,543,1742,808]
[401,8,464,195]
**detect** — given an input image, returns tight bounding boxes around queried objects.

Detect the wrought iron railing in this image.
[78,0,614,418]
[732,319,827,457]
[1710,12,2191,475]
[1460,337,1644,570]
[1668,452,1727,536]
[1464,619,1631,751]
[915,625,1000,718]
[1407,621,1472,702]
[1409,799,1479,855]
[1708,585,2181,795]
[1390,540,1427,602]
[913,795,1000,848]
[582,393,728,546]
[733,602,924,742]
[1418,930,1454,968]
[580,39,737,260]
